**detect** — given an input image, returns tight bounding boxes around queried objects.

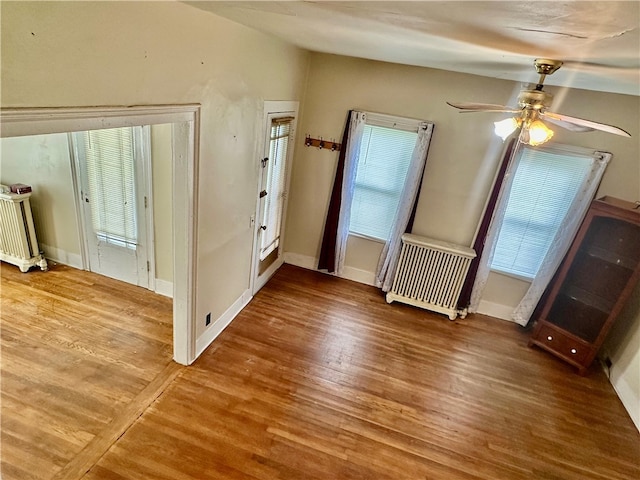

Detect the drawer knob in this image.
[570,348,577,354]
[547,335,553,341]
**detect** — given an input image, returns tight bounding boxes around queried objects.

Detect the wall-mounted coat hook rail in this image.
[304,135,341,151]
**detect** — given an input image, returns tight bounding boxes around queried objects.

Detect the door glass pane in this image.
[260,118,292,260]
[82,127,137,249]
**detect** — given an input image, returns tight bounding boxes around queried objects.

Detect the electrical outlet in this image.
[205,312,211,326]
[600,356,613,378]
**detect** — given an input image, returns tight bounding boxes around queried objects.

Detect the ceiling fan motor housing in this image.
[518,89,553,110]
[534,58,563,76]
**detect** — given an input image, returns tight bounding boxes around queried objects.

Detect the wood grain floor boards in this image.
[1,262,174,480]
[3,262,638,478]
[83,264,638,480]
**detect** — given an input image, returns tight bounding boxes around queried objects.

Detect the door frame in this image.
[69,125,155,290]
[250,101,298,295]
[0,105,200,365]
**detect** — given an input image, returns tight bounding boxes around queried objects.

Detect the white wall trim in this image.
[284,252,376,286]
[1,105,198,138]
[285,252,521,318]
[195,289,253,359]
[40,243,83,270]
[611,373,640,432]
[477,299,515,322]
[342,265,376,286]
[283,252,316,270]
[154,279,173,298]
[610,367,640,432]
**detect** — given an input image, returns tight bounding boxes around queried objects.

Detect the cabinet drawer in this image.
[534,324,591,365]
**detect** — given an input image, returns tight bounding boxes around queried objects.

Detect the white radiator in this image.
[0,189,48,272]
[386,234,475,320]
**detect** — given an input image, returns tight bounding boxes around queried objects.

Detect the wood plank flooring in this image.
[0,262,174,480]
[83,264,638,480]
[2,262,638,479]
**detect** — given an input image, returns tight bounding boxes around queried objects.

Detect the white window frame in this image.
[348,111,424,243]
[490,143,606,281]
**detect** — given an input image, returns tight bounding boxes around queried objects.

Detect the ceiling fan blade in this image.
[541,115,594,133]
[447,102,520,113]
[542,111,631,137]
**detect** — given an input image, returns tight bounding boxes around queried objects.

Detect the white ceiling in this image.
[187,1,640,96]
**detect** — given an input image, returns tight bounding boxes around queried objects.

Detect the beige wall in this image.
[287,52,639,290]
[1,1,310,339]
[286,53,516,261]
[0,133,81,265]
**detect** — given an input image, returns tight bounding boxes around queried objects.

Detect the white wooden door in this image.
[251,103,297,295]
[72,126,151,288]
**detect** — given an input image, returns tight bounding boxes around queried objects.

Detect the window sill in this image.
[348,231,387,244]
[489,267,533,284]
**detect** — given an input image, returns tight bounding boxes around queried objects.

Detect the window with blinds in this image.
[349,121,418,241]
[260,117,293,260]
[491,145,597,279]
[81,127,138,248]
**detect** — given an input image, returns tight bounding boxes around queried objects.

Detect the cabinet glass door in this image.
[547,216,640,342]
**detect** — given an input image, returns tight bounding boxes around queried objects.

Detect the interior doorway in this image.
[70,126,154,288]
[0,105,200,365]
[251,101,298,295]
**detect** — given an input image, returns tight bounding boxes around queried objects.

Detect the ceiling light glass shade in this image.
[526,120,554,146]
[494,115,555,147]
[494,117,520,140]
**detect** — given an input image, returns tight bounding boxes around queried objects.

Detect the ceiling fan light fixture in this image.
[494,117,520,140]
[525,119,554,146]
[450,59,630,143]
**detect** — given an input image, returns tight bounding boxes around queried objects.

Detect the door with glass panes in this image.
[72,126,151,287]
[252,105,297,294]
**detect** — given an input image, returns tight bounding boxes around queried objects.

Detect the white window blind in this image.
[491,146,596,279]
[260,117,293,260]
[349,124,418,241]
[82,127,138,247]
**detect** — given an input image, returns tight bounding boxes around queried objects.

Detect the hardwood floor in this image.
[2,262,638,479]
[86,264,637,480]
[0,262,174,480]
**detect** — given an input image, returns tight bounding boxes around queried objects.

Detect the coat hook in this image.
[318,137,325,149]
[305,134,312,147]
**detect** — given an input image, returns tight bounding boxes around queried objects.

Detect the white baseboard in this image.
[41,243,83,269]
[284,252,376,286]
[154,278,173,298]
[195,288,252,359]
[342,265,376,286]
[476,299,515,322]
[610,368,640,432]
[285,254,517,319]
[284,252,316,270]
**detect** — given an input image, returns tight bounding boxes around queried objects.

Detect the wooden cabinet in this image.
[529,196,640,374]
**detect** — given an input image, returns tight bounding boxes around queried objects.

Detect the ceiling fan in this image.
[447,59,631,146]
